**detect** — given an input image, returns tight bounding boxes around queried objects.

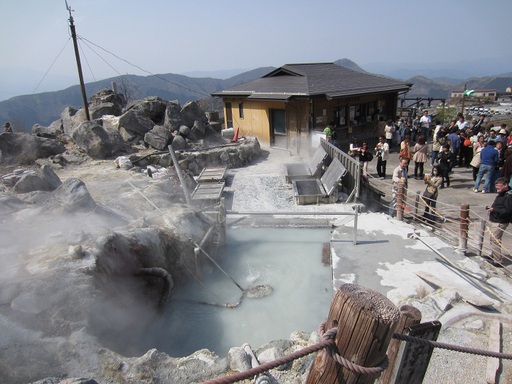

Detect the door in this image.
[270,109,286,148]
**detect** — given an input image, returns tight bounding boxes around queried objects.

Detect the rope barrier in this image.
[201,322,512,384]
[393,333,512,359]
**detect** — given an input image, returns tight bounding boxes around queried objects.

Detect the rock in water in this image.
[245,284,273,299]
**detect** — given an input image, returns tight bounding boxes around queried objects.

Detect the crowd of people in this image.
[340,111,512,268]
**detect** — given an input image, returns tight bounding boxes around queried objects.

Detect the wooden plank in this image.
[486,320,501,384]
[393,321,442,384]
[377,305,422,384]
[196,166,227,182]
[415,271,496,308]
[191,182,225,201]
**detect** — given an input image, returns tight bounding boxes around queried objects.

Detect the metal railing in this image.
[320,139,361,202]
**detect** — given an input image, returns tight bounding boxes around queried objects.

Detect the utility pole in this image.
[461,84,467,116]
[66,1,90,121]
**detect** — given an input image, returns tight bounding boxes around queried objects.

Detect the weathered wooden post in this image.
[306,284,400,384]
[413,191,420,221]
[476,219,486,256]
[377,305,422,384]
[459,203,470,255]
[397,184,405,221]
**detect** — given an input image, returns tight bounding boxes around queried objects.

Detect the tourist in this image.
[412,115,421,142]
[438,144,452,188]
[473,140,498,193]
[470,136,485,181]
[491,141,506,192]
[458,131,473,167]
[399,135,412,166]
[3,122,12,133]
[359,142,373,179]
[431,126,446,166]
[412,135,428,179]
[422,165,442,223]
[501,148,512,188]
[484,177,512,267]
[384,119,395,149]
[389,158,409,217]
[375,135,389,179]
[419,110,431,139]
[486,129,499,144]
[456,114,470,131]
[471,114,486,136]
[323,122,334,142]
[448,127,461,171]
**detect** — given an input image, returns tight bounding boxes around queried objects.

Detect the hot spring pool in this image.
[113,227,333,358]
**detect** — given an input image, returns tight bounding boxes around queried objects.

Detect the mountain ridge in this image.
[1,60,510,132]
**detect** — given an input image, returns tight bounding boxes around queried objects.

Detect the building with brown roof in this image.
[212,62,411,152]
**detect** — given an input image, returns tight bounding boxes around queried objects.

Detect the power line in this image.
[77,36,145,100]
[77,35,211,98]
[32,37,72,95]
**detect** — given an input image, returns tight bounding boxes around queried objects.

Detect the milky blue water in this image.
[154,227,333,357]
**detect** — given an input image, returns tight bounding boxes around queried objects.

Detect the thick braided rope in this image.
[393,333,512,359]
[200,324,336,384]
[318,322,389,377]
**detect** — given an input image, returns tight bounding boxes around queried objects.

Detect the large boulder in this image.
[180,101,207,128]
[50,178,97,212]
[0,132,65,165]
[71,121,123,159]
[170,135,187,150]
[163,101,182,131]
[61,107,87,137]
[127,97,168,123]
[89,89,126,117]
[12,165,62,194]
[144,125,173,150]
[118,109,155,136]
[32,119,64,139]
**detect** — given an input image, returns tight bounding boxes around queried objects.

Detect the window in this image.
[239,102,244,119]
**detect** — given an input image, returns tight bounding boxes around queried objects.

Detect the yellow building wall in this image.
[223,99,286,146]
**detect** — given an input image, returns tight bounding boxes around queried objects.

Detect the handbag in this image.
[399,147,410,159]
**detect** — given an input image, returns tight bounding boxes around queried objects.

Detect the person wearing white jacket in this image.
[375,135,390,179]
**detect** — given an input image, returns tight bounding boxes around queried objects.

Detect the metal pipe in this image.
[226,211,357,216]
[168,144,192,205]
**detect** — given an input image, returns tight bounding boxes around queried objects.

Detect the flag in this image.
[463,89,475,96]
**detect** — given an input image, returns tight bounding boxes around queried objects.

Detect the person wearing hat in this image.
[3,122,12,133]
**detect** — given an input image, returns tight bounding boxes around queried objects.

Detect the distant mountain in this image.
[0,67,274,132]
[1,58,510,133]
[334,59,368,73]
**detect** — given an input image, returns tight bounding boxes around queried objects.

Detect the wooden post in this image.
[392,321,442,384]
[459,203,470,255]
[413,191,420,221]
[377,305,422,384]
[397,184,405,221]
[477,219,486,256]
[306,284,400,384]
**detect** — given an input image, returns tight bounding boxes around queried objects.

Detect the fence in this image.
[360,173,512,275]
[201,284,512,384]
[320,139,361,203]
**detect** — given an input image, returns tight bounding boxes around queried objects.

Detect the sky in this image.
[1,0,512,101]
